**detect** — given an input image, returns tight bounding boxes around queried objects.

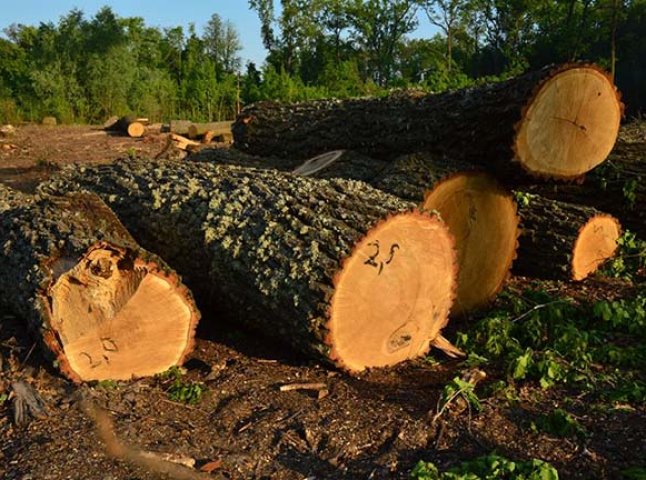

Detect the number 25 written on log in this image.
[364,240,400,275]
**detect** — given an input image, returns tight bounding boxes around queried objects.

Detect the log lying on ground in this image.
[524,142,645,237]
[0,184,199,382]
[514,194,621,280]
[302,152,519,314]
[187,121,233,140]
[169,120,193,136]
[233,64,622,180]
[106,116,146,138]
[41,160,459,371]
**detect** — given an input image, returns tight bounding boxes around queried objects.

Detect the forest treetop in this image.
[0,0,644,124]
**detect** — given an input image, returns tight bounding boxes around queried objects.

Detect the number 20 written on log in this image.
[364,240,400,275]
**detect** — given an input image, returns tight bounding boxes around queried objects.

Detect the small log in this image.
[233,64,622,180]
[514,194,621,280]
[187,121,233,140]
[169,120,193,136]
[41,160,458,371]
[109,116,146,138]
[0,184,200,382]
[524,141,645,237]
[41,116,57,127]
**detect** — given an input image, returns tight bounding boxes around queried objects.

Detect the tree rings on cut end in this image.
[572,215,621,281]
[127,122,145,138]
[515,66,622,178]
[327,211,457,372]
[46,243,199,381]
[422,173,519,314]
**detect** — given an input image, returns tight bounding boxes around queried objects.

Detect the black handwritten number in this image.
[364,241,400,275]
[364,241,380,269]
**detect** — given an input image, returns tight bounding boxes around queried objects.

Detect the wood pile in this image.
[104,116,150,138]
[2,62,637,382]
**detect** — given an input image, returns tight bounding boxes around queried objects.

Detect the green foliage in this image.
[440,376,482,413]
[621,467,646,479]
[455,288,646,403]
[0,392,8,406]
[94,380,119,390]
[600,230,646,281]
[410,454,559,479]
[531,409,586,438]
[160,366,205,405]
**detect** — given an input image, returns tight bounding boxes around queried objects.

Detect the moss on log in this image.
[0,185,200,382]
[233,64,622,180]
[41,160,458,371]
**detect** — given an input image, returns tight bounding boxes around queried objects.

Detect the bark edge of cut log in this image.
[512,63,623,179]
[325,209,458,372]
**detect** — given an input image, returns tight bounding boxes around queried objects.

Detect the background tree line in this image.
[0,1,644,124]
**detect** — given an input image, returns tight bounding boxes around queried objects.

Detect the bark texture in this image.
[0,186,199,382]
[233,64,620,180]
[524,142,645,237]
[41,160,454,368]
[514,194,619,280]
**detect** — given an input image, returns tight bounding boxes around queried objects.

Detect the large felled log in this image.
[41,160,459,371]
[524,142,645,237]
[299,152,519,314]
[514,194,621,280]
[233,64,622,180]
[169,120,193,136]
[0,184,199,382]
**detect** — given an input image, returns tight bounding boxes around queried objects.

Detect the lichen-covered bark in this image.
[514,195,608,280]
[233,64,597,180]
[0,186,198,381]
[41,160,420,364]
[524,143,645,237]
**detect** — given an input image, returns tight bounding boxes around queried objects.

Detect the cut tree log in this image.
[41,160,459,371]
[514,194,621,280]
[301,152,519,314]
[107,116,146,138]
[187,121,233,140]
[0,184,200,382]
[41,116,57,127]
[169,120,193,136]
[524,142,645,237]
[233,64,622,180]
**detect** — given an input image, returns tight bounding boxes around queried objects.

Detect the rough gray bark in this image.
[41,160,452,368]
[233,64,618,180]
[514,194,617,280]
[0,185,199,382]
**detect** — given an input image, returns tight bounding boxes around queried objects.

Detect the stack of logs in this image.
[2,62,636,383]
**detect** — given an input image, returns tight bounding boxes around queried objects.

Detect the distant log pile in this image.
[41,160,459,371]
[0,184,199,382]
[233,64,622,181]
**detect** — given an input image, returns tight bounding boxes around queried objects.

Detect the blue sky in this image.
[0,1,438,67]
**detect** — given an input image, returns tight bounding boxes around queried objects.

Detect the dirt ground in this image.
[0,124,645,480]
